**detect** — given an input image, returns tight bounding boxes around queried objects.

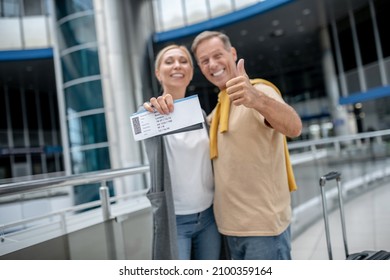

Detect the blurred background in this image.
[0,0,389,260]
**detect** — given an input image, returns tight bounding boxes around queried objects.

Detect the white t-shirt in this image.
[164,124,214,215]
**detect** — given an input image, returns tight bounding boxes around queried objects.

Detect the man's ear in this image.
[231,47,238,62]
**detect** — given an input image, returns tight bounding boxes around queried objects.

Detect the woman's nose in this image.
[173,60,181,68]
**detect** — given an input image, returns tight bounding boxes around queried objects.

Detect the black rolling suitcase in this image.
[319,171,390,260]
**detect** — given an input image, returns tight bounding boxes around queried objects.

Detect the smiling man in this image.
[191,30,302,260]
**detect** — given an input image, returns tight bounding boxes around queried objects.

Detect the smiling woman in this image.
[154,45,194,100]
[141,44,224,260]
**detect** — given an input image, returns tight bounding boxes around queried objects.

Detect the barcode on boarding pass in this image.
[132,116,142,135]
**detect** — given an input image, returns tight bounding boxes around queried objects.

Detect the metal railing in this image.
[288,129,390,236]
[0,165,151,258]
[1,129,390,258]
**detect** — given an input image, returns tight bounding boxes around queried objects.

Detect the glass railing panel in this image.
[0,166,150,257]
[290,130,390,237]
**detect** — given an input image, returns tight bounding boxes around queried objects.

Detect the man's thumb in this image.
[237,58,247,77]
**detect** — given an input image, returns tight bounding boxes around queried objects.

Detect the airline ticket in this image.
[130,95,204,141]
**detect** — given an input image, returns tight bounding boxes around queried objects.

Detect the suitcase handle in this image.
[319,171,341,187]
[319,171,349,259]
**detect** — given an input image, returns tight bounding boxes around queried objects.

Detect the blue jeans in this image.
[176,205,221,260]
[226,225,292,260]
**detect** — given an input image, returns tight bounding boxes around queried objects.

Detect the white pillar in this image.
[320,26,350,137]
[94,0,154,192]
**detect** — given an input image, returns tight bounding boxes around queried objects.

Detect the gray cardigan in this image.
[144,122,205,260]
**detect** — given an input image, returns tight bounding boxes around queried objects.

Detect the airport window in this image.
[0,132,7,148]
[23,0,41,16]
[336,17,357,72]
[58,14,97,51]
[28,131,40,147]
[0,0,48,17]
[40,91,53,132]
[31,154,42,175]
[39,91,58,146]
[209,0,232,18]
[0,0,21,17]
[155,0,185,30]
[374,0,390,58]
[0,88,7,138]
[0,157,12,179]
[68,113,108,147]
[25,89,38,130]
[25,89,40,146]
[13,154,28,177]
[234,0,258,9]
[8,89,24,148]
[71,146,110,174]
[55,0,93,20]
[65,80,104,113]
[12,131,24,148]
[61,48,100,82]
[46,154,60,173]
[83,147,110,172]
[354,6,377,65]
[153,0,262,31]
[184,0,209,25]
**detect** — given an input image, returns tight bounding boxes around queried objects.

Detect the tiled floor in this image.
[292,180,390,260]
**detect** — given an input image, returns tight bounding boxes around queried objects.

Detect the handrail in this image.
[2,129,390,197]
[2,129,390,196]
[1,131,389,258]
[0,165,150,196]
[288,129,390,149]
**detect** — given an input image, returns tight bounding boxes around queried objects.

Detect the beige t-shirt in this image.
[212,91,291,236]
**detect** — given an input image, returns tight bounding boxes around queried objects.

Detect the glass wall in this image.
[54,0,111,204]
[332,0,390,72]
[375,0,390,58]
[0,74,63,181]
[0,0,48,17]
[329,0,390,131]
[0,0,63,181]
[55,0,110,174]
[152,0,260,32]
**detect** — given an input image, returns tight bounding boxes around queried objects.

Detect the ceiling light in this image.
[302,8,311,15]
[270,29,284,37]
[240,29,248,36]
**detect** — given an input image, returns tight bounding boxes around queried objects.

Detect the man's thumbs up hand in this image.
[236,58,248,78]
[226,59,258,108]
